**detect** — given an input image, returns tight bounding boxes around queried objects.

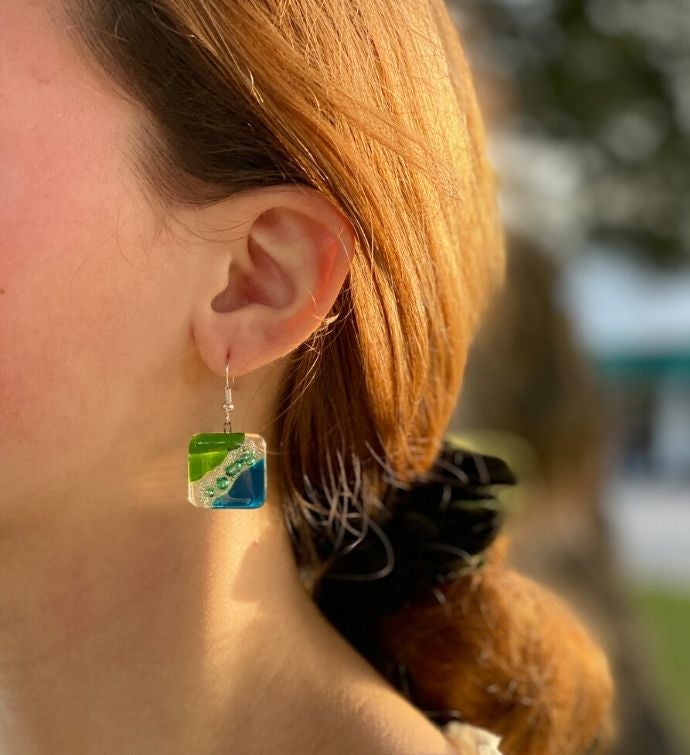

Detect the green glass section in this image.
[188,432,246,482]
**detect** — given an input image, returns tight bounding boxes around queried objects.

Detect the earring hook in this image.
[223,356,235,434]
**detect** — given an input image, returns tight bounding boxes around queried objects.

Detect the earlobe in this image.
[191,190,355,378]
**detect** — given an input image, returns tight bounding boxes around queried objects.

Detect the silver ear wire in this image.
[223,357,235,434]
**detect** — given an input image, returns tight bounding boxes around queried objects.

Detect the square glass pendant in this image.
[188,432,267,509]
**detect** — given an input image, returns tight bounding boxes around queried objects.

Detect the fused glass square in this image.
[188,432,267,509]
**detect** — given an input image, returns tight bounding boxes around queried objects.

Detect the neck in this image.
[0,450,459,755]
[0,476,330,754]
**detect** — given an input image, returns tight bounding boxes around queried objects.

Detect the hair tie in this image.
[314,435,518,656]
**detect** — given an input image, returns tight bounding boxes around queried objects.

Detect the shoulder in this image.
[330,680,473,754]
[358,711,505,755]
[325,674,505,754]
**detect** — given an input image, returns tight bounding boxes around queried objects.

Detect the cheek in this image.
[0,128,165,507]
[0,56,126,446]
[0,4,144,436]
[0,125,116,427]
[0,193,175,510]
[0,4,188,513]
[0,192,125,503]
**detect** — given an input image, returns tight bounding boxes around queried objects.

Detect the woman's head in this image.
[2,0,504,561]
[2,3,616,751]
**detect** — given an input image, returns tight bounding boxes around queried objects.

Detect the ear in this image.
[188,185,356,377]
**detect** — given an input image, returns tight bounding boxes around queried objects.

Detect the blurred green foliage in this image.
[453,0,690,267]
[631,584,690,750]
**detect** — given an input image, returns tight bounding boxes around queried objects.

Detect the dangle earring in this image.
[187,358,267,509]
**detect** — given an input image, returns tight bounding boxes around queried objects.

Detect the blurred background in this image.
[447,2,690,753]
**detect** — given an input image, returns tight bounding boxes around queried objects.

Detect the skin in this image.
[0,2,462,753]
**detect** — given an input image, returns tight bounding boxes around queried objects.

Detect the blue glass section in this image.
[211,459,266,509]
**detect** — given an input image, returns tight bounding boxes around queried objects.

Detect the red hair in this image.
[380,536,616,753]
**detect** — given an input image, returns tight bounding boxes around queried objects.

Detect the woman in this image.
[0,1,613,753]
